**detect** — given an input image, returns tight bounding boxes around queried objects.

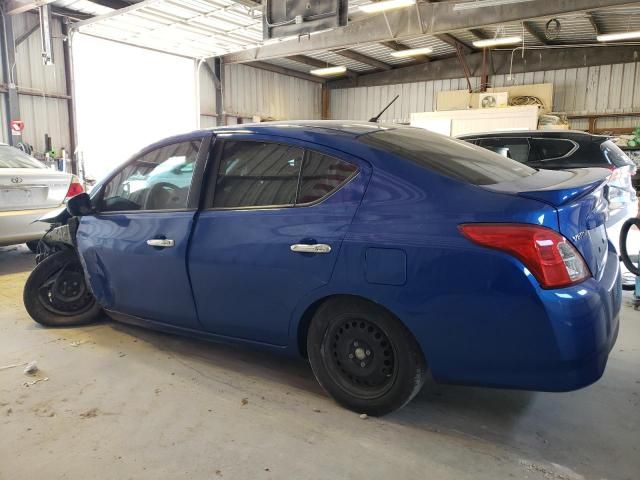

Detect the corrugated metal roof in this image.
[66,0,640,67]
[54,0,113,16]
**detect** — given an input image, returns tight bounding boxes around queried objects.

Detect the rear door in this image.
[188,135,370,345]
[76,133,210,329]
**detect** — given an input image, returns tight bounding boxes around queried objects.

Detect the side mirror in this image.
[66,193,94,217]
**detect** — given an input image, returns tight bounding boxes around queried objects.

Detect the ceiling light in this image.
[453,0,533,11]
[390,47,433,58]
[597,31,640,42]
[310,65,347,77]
[472,36,522,48]
[360,0,416,14]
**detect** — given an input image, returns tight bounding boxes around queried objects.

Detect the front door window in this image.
[101,140,202,212]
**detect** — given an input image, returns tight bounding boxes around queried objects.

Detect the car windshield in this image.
[601,140,634,168]
[360,127,535,185]
[0,146,46,169]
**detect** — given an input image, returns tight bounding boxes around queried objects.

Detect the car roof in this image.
[208,120,396,137]
[458,130,610,142]
[138,121,413,166]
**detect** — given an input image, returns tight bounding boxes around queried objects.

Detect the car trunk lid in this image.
[484,168,610,277]
[0,168,71,211]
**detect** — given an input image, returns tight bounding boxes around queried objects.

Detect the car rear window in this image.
[0,146,46,169]
[601,140,635,168]
[360,127,535,185]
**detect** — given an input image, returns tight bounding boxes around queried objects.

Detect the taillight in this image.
[64,175,84,202]
[459,224,590,289]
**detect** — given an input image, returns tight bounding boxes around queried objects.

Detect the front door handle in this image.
[146,238,175,248]
[290,243,331,254]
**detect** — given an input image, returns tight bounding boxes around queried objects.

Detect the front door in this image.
[188,136,370,345]
[77,134,210,329]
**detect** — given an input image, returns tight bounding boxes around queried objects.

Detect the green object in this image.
[629,139,638,148]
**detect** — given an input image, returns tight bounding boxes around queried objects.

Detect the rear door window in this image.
[213,142,303,208]
[297,151,357,204]
[360,127,535,186]
[477,138,534,164]
[532,138,576,160]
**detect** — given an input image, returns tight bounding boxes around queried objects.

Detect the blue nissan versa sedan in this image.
[23,122,621,415]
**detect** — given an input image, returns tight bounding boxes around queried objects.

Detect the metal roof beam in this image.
[469,28,490,40]
[434,33,474,54]
[586,12,602,36]
[328,44,640,89]
[523,21,549,45]
[5,0,57,15]
[248,61,325,83]
[331,49,392,70]
[222,0,639,63]
[15,21,39,46]
[86,0,133,10]
[286,55,328,69]
[71,0,163,29]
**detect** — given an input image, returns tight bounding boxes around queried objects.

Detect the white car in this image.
[0,144,83,251]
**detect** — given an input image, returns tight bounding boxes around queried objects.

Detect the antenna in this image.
[369,95,400,123]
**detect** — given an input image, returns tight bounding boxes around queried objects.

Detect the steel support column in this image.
[62,19,78,174]
[0,10,21,145]
[206,57,225,126]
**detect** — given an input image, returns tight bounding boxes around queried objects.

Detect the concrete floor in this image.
[1,245,638,480]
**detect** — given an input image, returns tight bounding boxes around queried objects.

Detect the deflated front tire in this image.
[23,249,102,327]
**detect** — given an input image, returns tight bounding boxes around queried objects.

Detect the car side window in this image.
[532,139,576,160]
[478,138,533,164]
[101,140,201,212]
[213,141,303,208]
[298,151,357,204]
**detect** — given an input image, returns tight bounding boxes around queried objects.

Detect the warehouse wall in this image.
[198,62,217,128]
[330,61,640,130]
[223,64,322,121]
[6,14,71,154]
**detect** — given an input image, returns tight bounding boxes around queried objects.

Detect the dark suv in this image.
[459,130,638,286]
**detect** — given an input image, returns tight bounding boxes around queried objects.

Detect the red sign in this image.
[10,120,24,135]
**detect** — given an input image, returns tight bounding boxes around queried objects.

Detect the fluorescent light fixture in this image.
[453,0,533,11]
[390,46,433,58]
[310,65,347,77]
[597,30,640,42]
[360,0,415,14]
[472,36,522,48]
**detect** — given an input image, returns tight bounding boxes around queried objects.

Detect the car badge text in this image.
[572,231,588,242]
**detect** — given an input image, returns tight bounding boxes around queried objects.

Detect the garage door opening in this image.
[73,34,197,182]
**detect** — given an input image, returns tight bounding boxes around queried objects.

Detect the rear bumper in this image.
[528,247,621,391]
[425,247,621,392]
[0,207,60,246]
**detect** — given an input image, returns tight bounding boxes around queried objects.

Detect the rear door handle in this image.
[146,239,175,248]
[290,244,331,254]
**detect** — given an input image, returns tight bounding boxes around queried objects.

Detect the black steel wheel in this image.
[325,317,398,400]
[24,249,102,327]
[307,297,426,416]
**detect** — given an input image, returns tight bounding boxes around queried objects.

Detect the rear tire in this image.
[307,297,426,416]
[23,249,102,327]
